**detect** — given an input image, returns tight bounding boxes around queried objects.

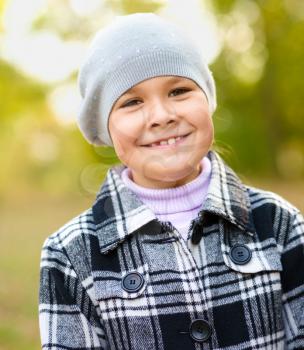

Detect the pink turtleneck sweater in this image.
[121,157,212,240]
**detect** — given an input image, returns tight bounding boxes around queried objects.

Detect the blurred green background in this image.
[0,0,303,349]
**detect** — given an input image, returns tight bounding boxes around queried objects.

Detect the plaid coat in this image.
[39,151,304,349]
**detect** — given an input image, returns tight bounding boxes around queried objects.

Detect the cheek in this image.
[190,106,213,132]
[204,116,214,140]
[109,112,144,142]
[192,110,214,147]
[109,117,142,160]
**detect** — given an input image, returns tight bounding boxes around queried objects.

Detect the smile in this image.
[142,133,191,149]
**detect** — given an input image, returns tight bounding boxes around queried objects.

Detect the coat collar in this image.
[92,150,256,254]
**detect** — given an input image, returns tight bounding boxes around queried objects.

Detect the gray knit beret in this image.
[77,12,217,146]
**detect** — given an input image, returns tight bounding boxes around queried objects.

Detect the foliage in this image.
[111,0,164,14]
[209,0,304,177]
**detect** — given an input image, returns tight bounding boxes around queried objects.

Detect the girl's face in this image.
[108,76,214,189]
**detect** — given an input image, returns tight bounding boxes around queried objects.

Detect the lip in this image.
[141,133,191,149]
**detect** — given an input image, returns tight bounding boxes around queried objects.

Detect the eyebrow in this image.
[121,76,186,96]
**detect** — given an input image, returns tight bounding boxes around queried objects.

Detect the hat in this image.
[77,12,217,146]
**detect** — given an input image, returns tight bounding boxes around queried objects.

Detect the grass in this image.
[0,180,303,349]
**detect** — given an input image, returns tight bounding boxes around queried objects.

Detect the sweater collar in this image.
[120,156,211,215]
[92,150,256,254]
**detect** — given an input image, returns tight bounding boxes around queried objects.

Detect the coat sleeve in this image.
[281,209,304,349]
[39,237,109,349]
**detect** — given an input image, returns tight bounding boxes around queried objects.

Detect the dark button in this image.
[189,319,211,342]
[122,272,144,293]
[229,244,252,265]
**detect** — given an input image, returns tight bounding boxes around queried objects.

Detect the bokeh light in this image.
[47,83,80,126]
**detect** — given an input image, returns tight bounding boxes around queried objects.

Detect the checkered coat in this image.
[39,151,304,349]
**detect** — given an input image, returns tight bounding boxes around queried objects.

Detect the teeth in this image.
[148,135,185,147]
[167,138,176,145]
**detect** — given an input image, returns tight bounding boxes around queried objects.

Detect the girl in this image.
[39,13,304,349]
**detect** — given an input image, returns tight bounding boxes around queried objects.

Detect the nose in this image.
[145,99,178,128]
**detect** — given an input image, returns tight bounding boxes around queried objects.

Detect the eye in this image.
[169,87,191,97]
[120,98,142,108]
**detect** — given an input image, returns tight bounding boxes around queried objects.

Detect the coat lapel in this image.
[202,151,256,235]
[92,164,156,254]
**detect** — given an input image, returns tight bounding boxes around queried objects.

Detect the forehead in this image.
[121,76,193,96]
